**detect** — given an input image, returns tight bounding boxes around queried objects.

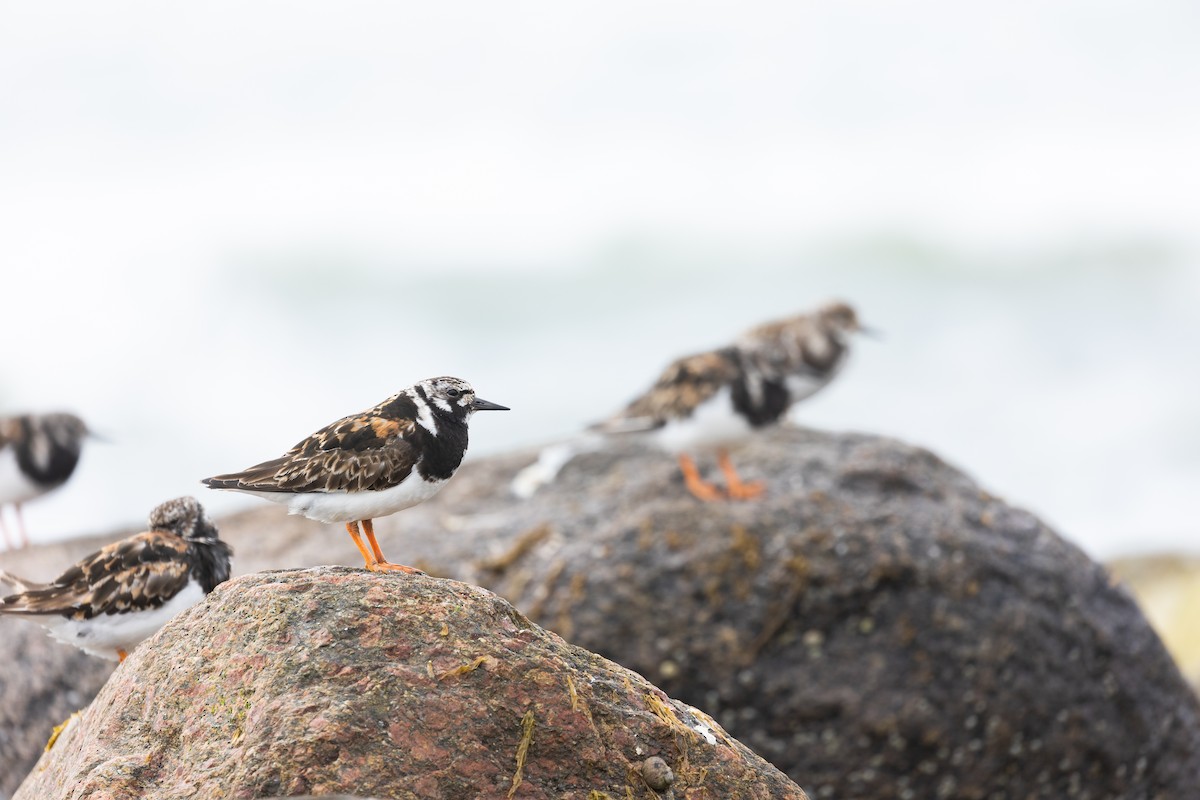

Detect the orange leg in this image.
[362,518,387,563]
[346,521,377,568]
[677,454,725,502]
[359,519,423,574]
[117,649,128,663]
[718,450,765,501]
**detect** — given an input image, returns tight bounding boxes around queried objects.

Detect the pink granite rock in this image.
[15,567,808,800]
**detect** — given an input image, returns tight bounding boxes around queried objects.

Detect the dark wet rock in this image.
[15,568,807,800]
[370,427,1200,800]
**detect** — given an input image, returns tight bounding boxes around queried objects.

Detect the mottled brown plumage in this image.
[1,532,192,620]
[208,418,423,496]
[616,350,742,431]
[205,387,447,496]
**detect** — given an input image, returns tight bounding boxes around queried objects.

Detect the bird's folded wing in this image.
[594,348,741,432]
[205,439,421,494]
[0,531,190,618]
[203,407,423,494]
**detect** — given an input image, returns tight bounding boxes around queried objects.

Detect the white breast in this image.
[36,581,207,661]
[649,387,753,454]
[0,447,45,506]
[228,468,448,524]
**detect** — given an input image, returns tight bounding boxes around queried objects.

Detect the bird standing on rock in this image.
[0,496,231,662]
[592,301,871,501]
[0,412,91,549]
[203,376,509,573]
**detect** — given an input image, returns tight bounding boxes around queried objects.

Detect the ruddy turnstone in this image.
[202,376,509,573]
[591,301,870,501]
[0,412,90,549]
[0,496,231,662]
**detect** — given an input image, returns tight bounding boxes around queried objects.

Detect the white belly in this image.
[0,448,45,506]
[37,581,206,661]
[229,468,448,524]
[650,387,754,454]
[785,372,832,403]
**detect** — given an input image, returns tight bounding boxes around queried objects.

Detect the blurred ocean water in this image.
[1,1,1197,557]
[1,237,1196,559]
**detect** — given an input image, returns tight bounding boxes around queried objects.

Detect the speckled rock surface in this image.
[14,568,808,800]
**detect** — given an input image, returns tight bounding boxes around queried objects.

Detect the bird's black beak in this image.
[857,325,883,340]
[472,398,510,411]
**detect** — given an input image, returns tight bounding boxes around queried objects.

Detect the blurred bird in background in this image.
[0,413,91,549]
[514,301,873,500]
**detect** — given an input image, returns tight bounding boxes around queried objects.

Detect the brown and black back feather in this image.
[0,531,193,621]
[0,496,230,621]
[596,301,863,434]
[202,406,423,494]
[595,348,742,433]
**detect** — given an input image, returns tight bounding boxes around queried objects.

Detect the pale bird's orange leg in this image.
[677,453,726,502]
[14,503,30,549]
[718,449,765,501]
[0,513,13,550]
[361,519,423,575]
[117,649,128,663]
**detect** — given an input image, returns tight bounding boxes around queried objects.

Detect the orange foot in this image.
[346,520,425,575]
[678,454,726,502]
[366,560,425,574]
[718,450,765,501]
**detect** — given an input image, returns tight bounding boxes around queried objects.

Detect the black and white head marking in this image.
[410,377,485,435]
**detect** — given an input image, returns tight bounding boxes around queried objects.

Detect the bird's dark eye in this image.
[447,388,461,398]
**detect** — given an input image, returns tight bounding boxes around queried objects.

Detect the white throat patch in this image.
[412,394,439,435]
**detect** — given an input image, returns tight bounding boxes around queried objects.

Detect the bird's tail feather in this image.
[510,432,606,499]
[0,568,45,595]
